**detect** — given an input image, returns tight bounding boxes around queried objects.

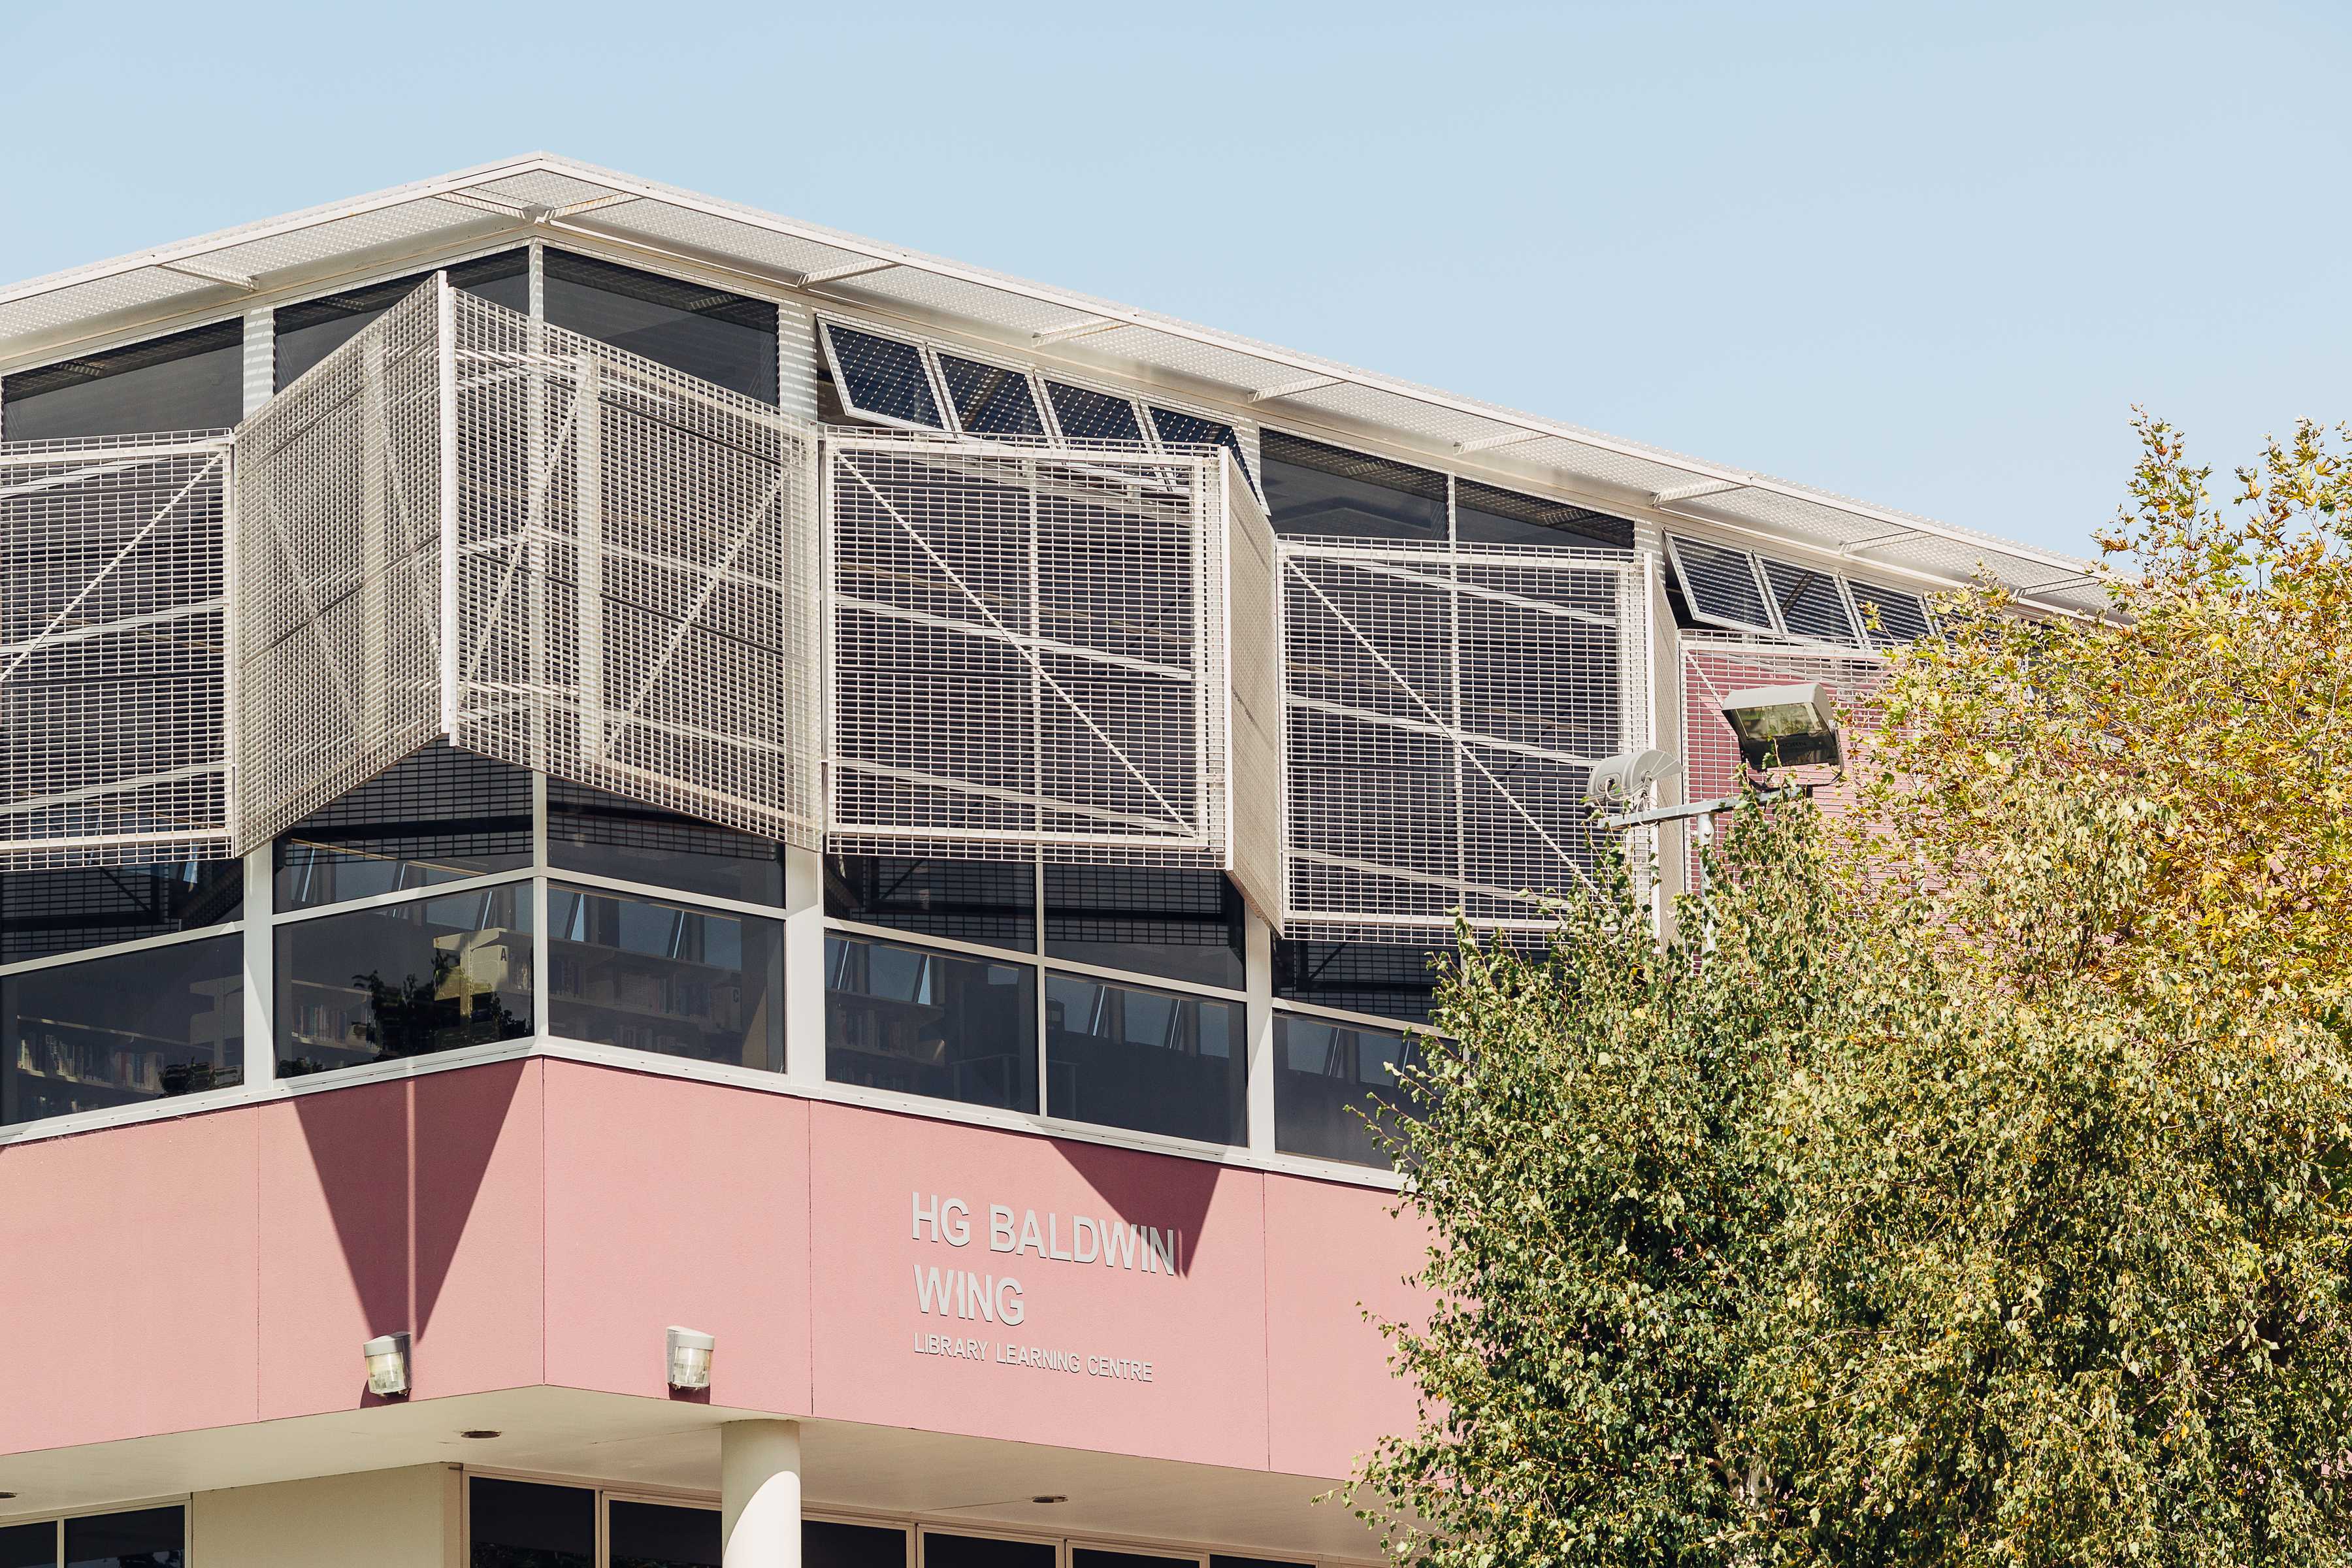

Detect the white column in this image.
[782,847,827,1084]
[721,1419,802,1568]
[1244,907,1275,1156]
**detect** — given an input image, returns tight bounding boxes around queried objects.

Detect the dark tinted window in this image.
[1148,406,1255,493]
[1,856,242,964]
[3,934,242,1126]
[470,1478,593,1568]
[824,324,941,428]
[806,1521,906,1568]
[276,741,532,911]
[63,1507,181,1568]
[938,354,1046,437]
[549,884,783,1070]
[608,1501,719,1568]
[4,321,242,442]
[1211,1558,1313,1568]
[826,933,1036,1111]
[545,250,777,401]
[0,1522,51,1568]
[921,1537,1053,1568]
[1262,431,1445,543]
[1047,973,1244,1144]
[1273,939,1453,1026]
[1074,1553,1195,1568]
[276,885,531,1079]
[1044,866,1243,990]
[1273,1011,1423,1166]
[271,252,525,389]
[826,855,1035,953]
[1043,382,1144,444]
[1455,477,1631,551]
[549,780,785,905]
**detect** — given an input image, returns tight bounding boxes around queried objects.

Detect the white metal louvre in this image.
[1281,540,1651,941]
[447,292,821,847]
[825,432,1260,885]
[0,433,234,867]
[235,284,445,850]
[1222,454,1282,926]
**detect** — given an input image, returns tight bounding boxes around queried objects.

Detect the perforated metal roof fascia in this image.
[0,153,2111,619]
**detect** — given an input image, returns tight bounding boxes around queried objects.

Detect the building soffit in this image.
[0,152,2108,618]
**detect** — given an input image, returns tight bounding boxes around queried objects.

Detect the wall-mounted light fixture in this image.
[1720,683,1842,771]
[363,1332,412,1398]
[666,1326,715,1390]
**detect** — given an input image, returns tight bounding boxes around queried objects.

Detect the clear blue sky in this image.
[5,0,2346,560]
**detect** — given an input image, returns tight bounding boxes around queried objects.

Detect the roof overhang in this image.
[0,153,2112,619]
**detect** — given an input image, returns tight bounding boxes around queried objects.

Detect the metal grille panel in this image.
[1282,542,1650,940]
[448,293,819,847]
[826,434,1264,892]
[1680,635,1887,885]
[0,433,233,867]
[235,284,445,849]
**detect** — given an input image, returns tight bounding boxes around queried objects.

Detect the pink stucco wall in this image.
[0,1058,1426,1476]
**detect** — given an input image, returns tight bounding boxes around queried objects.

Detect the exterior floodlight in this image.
[363,1332,411,1398]
[1585,747,1679,810]
[666,1326,715,1390]
[1720,683,1842,771]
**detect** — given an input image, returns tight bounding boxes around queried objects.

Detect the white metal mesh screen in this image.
[0,434,234,867]
[235,284,444,849]
[1679,634,1887,885]
[447,293,819,847]
[1281,542,1651,941]
[825,433,1239,874]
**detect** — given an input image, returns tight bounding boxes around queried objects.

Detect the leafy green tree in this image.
[1354,417,2352,1566]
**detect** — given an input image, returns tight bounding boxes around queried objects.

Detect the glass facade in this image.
[0,857,240,964]
[61,1508,181,1568]
[1272,1011,1422,1167]
[2,934,242,1126]
[271,250,529,389]
[550,781,785,906]
[276,742,532,911]
[607,1502,719,1568]
[276,885,532,1077]
[3,321,243,442]
[826,855,1034,953]
[1075,1552,1196,1568]
[1047,974,1244,1144]
[1274,938,1452,1027]
[0,1524,50,1568]
[806,1522,907,1568]
[1043,866,1243,990]
[470,1478,594,1568]
[826,932,1037,1111]
[546,250,777,402]
[549,885,783,1070]
[1262,431,1446,544]
[923,1538,1054,1568]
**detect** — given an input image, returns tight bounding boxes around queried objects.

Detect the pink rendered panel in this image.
[540,1060,810,1411]
[408,1060,546,1395]
[806,1100,1272,1468]
[1262,1172,1431,1480]
[0,1113,261,1450]
[257,1077,416,1419]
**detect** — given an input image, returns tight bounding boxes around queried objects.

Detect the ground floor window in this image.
[0,1505,186,1568]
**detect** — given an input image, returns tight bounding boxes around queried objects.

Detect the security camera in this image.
[1585,747,1680,810]
[1719,683,1842,771]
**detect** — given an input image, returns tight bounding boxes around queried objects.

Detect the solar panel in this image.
[821,323,942,429]
[938,353,1047,438]
[1852,583,1934,647]
[1149,406,1255,493]
[1044,380,1145,444]
[1668,535,1773,632]
[1760,555,1861,646]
